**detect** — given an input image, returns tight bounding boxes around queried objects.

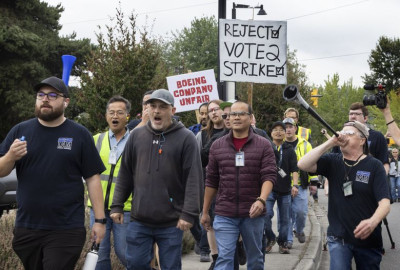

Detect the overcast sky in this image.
[44,0,399,88]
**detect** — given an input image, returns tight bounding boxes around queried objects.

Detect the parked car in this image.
[0,169,18,218]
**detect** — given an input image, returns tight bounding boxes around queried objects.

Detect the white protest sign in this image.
[219,19,287,84]
[167,69,219,113]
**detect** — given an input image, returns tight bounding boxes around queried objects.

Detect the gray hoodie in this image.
[110,119,203,227]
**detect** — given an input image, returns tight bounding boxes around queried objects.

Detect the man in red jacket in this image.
[201,101,276,270]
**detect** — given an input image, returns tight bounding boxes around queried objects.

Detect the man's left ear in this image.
[126,114,130,121]
[64,98,70,108]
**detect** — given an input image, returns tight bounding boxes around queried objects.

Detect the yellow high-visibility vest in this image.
[298,126,311,142]
[87,131,132,211]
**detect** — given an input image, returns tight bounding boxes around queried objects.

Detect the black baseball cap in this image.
[271,121,286,131]
[34,77,69,98]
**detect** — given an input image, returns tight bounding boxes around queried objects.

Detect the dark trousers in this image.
[12,227,86,270]
[190,214,211,254]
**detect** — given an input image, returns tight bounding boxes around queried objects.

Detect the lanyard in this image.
[278,146,283,168]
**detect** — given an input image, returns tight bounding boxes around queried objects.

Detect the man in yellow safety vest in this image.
[88,95,132,269]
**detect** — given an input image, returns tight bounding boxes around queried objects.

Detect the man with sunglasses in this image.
[298,121,390,269]
[201,101,276,269]
[0,77,106,269]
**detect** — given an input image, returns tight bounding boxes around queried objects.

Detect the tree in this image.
[76,7,168,133]
[236,47,310,132]
[363,36,400,91]
[165,16,218,75]
[308,74,364,145]
[0,0,92,141]
[164,16,218,126]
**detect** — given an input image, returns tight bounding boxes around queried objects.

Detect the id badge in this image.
[108,148,117,165]
[235,152,245,167]
[278,168,287,178]
[343,181,353,197]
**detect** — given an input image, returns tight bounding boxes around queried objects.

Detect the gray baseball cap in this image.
[34,77,69,97]
[146,89,174,106]
[283,117,296,126]
[344,121,369,138]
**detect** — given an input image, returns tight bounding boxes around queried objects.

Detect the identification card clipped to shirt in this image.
[108,148,118,165]
[235,152,245,167]
[343,181,353,197]
[278,168,287,178]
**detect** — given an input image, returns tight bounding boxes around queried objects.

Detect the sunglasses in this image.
[222,114,229,120]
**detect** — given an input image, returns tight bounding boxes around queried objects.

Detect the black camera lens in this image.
[363,94,376,106]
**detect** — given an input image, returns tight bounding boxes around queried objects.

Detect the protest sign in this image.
[167,69,219,113]
[219,19,287,84]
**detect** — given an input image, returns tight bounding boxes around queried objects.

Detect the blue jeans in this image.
[213,215,264,270]
[327,236,383,269]
[263,192,291,246]
[288,186,308,243]
[390,176,400,200]
[125,221,183,270]
[89,209,130,269]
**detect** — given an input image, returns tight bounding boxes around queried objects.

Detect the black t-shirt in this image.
[285,138,298,149]
[0,118,105,230]
[316,153,389,248]
[368,129,389,164]
[273,143,298,194]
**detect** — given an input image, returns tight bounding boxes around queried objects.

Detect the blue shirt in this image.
[108,128,130,158]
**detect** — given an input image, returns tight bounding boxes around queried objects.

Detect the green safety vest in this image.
[87,131,132,211]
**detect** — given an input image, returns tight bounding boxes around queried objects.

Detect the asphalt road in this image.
[316,188,399,269]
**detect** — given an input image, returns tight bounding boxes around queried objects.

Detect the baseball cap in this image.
[271,121,286,131]
[343,121,369,138]
[146,89,174,106]
[34,77,69,97]
[282,117,296,126]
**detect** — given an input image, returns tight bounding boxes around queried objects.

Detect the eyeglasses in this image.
[107,110,126,116]
[208,107,220,114]
[222,114,229,120]
[349,112,363,116]
[229,111,251,117]
[37,91,64,100]
[340,130,356,136]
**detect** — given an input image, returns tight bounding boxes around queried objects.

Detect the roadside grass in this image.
[0,210,195,269]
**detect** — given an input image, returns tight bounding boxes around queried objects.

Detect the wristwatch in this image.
[293,185,299,189]
[94,218,107,224]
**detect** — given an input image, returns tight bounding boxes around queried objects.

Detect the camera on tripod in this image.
[362,84,387,109]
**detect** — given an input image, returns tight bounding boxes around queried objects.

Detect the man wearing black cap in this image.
[0,77,106,269]
[264,121,299,255]
[110,89,203,269]
[298,120,390,269]
[283,117,313,247]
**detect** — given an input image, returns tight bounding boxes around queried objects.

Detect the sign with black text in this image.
[219,19,287,84]
[167,69,219,113]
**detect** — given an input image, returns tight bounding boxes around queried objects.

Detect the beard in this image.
[34,103,64,122]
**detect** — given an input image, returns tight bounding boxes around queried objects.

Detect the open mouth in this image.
[154,116,162,123]
[112,120,119,126]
